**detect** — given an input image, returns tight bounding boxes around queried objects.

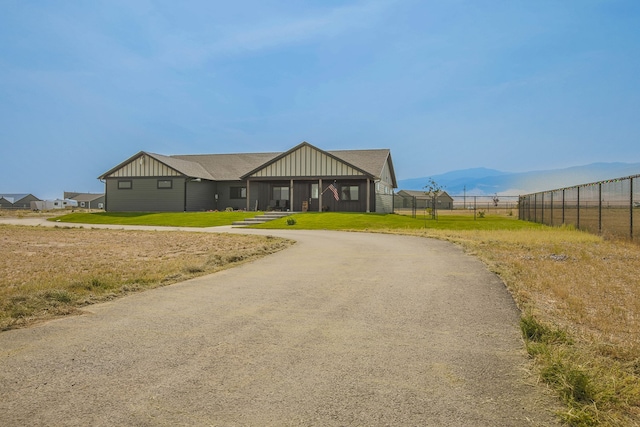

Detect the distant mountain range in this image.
[398,163,640,196]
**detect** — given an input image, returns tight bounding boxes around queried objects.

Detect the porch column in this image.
[318,178,323,212]
[290,179,294,212]
[246,179,250,211]
[366,178,371,213]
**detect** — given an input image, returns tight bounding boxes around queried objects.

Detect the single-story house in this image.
[64,192,106,210]
[98,142,397,213]
[395,190,454,210]
[0,194,40,209]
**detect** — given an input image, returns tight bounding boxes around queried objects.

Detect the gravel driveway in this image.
[0,225,560,426]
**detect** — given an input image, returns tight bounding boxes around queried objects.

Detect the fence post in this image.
[577,186,580,230]
[550,191,553,226]
[562,189,565,225]
[631,178,634,240]
[598,183,602,234]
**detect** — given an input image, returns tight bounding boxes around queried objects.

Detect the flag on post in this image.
[328,183,339,201]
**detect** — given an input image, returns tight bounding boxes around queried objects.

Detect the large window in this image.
[230,186,247,199]
[341,185,359,201]
[118,180,132,190]
[273,186,289,200]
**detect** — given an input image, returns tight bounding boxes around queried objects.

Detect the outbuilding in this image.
[0,194,40,210]
[395,190,454,210]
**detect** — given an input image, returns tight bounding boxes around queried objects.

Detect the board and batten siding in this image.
[107,154,182,178]
[249,145,365,178]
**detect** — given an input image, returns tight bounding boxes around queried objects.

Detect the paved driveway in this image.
[0,222,559,426]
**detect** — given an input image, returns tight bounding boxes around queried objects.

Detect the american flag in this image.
[328,183,339,201]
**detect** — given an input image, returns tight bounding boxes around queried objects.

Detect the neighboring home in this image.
[0,193,40,209]
[395,190,454,210]
[64,192,105,210]
[98,141,397,213]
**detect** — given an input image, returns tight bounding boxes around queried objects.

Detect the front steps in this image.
[232,211,293,226]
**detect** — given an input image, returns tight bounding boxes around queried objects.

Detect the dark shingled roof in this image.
[173,152,280,181]
[100,143,396,186]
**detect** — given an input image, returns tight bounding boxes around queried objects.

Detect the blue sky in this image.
[1,0,639,199]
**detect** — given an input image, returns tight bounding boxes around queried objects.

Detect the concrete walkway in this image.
[0,218,560,426]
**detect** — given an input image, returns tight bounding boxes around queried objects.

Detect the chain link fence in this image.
[395,194,520,217]
[519,175,640,240]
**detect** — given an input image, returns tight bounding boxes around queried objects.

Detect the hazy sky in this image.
[2,0,639,198]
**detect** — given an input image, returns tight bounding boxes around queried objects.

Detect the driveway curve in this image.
[0,221,560,426]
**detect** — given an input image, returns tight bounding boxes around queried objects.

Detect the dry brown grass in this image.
[0,224,292,330]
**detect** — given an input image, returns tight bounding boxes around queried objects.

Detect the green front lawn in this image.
[251,212,545,231]
[52,211,259,227]
[53,211,544,231]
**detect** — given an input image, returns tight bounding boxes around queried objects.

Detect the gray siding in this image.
[376,194,394,213]
[215,181,252,211]
[185,180,216,211]
[106,178,186,212]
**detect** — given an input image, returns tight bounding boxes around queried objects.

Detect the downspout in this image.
[366,178,371,213]
[99,178,107,212]
[184,178,188,212]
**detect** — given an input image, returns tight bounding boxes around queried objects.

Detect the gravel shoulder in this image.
[0,220,560,426]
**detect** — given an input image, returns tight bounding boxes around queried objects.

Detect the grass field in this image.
[0,224,292,330]
[51,210,259,227]
[4,209,640,425]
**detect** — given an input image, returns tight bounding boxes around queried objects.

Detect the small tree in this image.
[424,178,444,220]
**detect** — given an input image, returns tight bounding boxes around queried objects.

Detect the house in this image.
[64,192,105,210]
[0,194,40,209]
[98,142,397,213]
[395,190,454,210]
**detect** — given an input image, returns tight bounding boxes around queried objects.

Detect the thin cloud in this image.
[157,0,393,67]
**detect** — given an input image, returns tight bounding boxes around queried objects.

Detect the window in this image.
[230,186,247,199]
[341,185,359,201]
[311,183,319,199]
[157,179,173,189]
[272,186,289,200]
[118,180,132,190]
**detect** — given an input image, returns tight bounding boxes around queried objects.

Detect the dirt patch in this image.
[0,224,292,330]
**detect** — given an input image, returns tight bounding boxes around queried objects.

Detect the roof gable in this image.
[99,152,213,180]
[241,142,372,179]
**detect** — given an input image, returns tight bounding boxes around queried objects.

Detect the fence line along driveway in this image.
[0,222,560,426]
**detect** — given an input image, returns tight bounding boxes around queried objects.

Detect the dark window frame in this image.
[341,185,359,201]
[157,179,173,189]
[118,180,133,190]
[230,186,247,199]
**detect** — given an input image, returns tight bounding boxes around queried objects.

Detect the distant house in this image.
[98,141,397,213]
[0,194,40,209]
[395,190,454,210]
[64,192,105,210]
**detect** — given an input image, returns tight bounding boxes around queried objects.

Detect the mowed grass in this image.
[53,211,259,227]
[252,211,539,231]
